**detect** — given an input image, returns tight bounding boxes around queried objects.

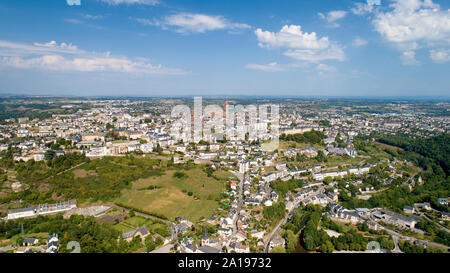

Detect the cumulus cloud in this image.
[255,25,330,50]
[136,13,250,34]
[352,37,368,47]
[401,50,420,65]
[430,49,450,63]
[373,0,450,63]
[351,2,375,16]
[97,0,159,5]
[254,25,345,63]
[0,40,186,75]
[318,10,347,28]
[316,63,336,72]
[373,0,450,45]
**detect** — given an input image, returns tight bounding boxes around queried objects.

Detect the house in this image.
[374,210,420,229]
[403,205,415,214]
[269,235,285,250]
[328,203,363,224]
[367,221,379,231]
[196,245,221,253]
[286,201,295,211]
[176,223,189,234]
[355,208,371,217]
[324,137,335,145]
[206,215,218,225]
[441,212,450,221]
[244,199,260,206]
[250,230,265,240]
[23,238,38,246]
[122,226,150,242]
[275,162,287,170]
[239,161,250,173]
[46,234,59,253]
[299,146,318,158]
[180,238,196,253]
[262,172,277,182]
[235,231,247,242]
[437,198,448,206]
[345,147,357,158]
[422,202,432,210]
[342,211,361,224]
[228,241,249,253]
[218,228,232,237]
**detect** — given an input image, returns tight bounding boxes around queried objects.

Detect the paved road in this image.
[229,171,244,235]
[0,245,15,252]
[416,210,450,234]
[150,244,174,253]
[391,235,402,253]
[264,209,294,253]
[374,220,450,251]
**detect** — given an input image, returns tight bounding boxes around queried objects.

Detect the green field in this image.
[271,140,325,150]
[112,216,167,235]
[115,166,230,222]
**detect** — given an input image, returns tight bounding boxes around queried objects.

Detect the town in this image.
[0,97,448,254]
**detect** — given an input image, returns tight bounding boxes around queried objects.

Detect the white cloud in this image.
[0,40,82,57]
[318,10,347,28]
[351,2,374,16]
[82,14,104,20]
[0,40,186,75]
[373,0,450,45]
[352,37,368,47]
[430,49,450,63]
[254,25,345,63]
[245,62,287,72]
[97,0,159,5]
[373,0,450,63]
[136,13,250,34]
[316,63,336,72]
[65,18,84,24]
[283,44,345,62]
[255,25,330,50]
[401,50,420,65]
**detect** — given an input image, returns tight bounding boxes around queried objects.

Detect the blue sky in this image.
[0,0,449,97]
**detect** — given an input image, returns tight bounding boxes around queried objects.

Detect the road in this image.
[374,219,450,251]
[416,210,450,234]
[263,208,295,253]
[229,171,244,235]
[150,243,174,253]
[391,235,402,253]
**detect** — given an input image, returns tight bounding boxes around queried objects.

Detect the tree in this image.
[16,236,24,246]
[271,246,286,253]
[44,150,56,161]
[284,230,298,253]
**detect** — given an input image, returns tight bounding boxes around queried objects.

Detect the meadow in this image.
[115,166,232,222]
